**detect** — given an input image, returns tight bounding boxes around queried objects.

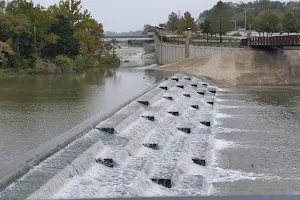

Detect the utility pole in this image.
[244,8,247,30]
[245,8,254,31]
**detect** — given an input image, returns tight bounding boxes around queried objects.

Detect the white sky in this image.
[33,0,291,32]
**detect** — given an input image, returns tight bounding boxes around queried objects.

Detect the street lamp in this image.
[245,8,254,31]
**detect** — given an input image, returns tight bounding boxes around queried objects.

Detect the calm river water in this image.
[0,45,171,169]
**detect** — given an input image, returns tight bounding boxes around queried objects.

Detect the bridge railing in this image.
[249,35,300,46]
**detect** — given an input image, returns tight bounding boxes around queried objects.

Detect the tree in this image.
[183,12,198,32]
[0,41,14,67]
[43,15,80,58]
[200,19,212,42]
[141,24,153,35]
[211,1,232,42]
[177,11,197,33]
[0,0,5,14]
[253,11,282,36]
[166,12,179,32]
[282,12,299,34]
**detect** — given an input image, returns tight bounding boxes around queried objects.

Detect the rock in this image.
[168,111,180,116]
[143,143,159,150]
[192,158,206,166]
[151,179,172,188]
[177,128,191,134]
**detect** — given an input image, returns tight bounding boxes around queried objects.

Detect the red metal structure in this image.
[249,35,300,47]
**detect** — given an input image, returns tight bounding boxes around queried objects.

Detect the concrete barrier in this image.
[154,35,240,65]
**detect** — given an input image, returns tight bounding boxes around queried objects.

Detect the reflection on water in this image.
[0,57,172,169]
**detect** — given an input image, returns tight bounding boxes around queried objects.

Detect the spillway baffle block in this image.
[164,96,173,101]
[200,121,211,127]
[208,90,217,94]
[207,101,214,106]
[202,83,208,87]
[160,86,168,91]
[197,92,205,95]
[170,78,179,82]
[191,105,199,110]
[190,84,198,88]
[184,77,191,81]
[192,158,206,166]
[183,94,191,98]
[98,128,115,134]
[142,116,155,121]
[143,143,159,150]
[138,101,150,106]
[177,128,191,134]
[176,85,184,89]
[96,158,116,168]
[151,179,172,188]
[168,111,180,116]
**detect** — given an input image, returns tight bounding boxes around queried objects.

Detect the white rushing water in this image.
[21,74,279,200]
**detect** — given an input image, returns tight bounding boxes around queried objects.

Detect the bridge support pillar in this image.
[185,28,192,59]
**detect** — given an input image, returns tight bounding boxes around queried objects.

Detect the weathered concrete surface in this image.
[158,49,300,86]
[154,35,240,65]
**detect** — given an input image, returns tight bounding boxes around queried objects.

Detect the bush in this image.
[54,55,73,70]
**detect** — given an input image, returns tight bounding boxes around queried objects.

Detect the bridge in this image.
[104,35,152,39]
[249,35,300,48]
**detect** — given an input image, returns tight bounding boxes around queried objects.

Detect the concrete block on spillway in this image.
[4,73,220,199]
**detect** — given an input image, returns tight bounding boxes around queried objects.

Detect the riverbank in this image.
[0,59,120,77]
[158,49,300,86]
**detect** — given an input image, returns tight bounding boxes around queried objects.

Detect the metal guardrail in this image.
[249,35,300,46]
[155,32,242,47]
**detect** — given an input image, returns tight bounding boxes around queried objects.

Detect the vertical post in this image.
[159,27,163,64]
[185,28,192,59]
[244,8,247,31]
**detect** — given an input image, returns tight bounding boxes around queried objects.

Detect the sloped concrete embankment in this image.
[0,74,218,199]
[159,49,300,86]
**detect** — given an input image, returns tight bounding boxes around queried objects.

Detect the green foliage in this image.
[166,12,179,32]
[54,55,73,69]
[282,12,299,34]
[43,15,80,58]
[199,0,300,31]
[211,1,232,42]
[0,0,116,73]
[253,11,282,34]
[200,19,212,42]
[178,12,197,33]
[45,33,60,44]
[142,24,154,35]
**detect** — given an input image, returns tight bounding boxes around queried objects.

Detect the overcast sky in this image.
[33,0,290,32]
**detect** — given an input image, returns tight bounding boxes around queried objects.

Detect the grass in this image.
[0,68,37,77]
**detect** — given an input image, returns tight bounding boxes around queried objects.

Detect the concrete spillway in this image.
[0,74,218,199]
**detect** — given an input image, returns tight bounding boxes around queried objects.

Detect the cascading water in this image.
[3,73,300,199]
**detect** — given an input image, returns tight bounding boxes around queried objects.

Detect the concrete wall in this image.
[158,48,300,86]
[154,35,240,65]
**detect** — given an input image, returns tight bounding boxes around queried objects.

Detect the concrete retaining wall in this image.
[154,35,240,65]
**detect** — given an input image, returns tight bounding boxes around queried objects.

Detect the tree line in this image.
[0,0,119,74]
[165,0,300,42]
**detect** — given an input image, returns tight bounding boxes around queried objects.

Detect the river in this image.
[2,45,300,197]
[0,45,171,170]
